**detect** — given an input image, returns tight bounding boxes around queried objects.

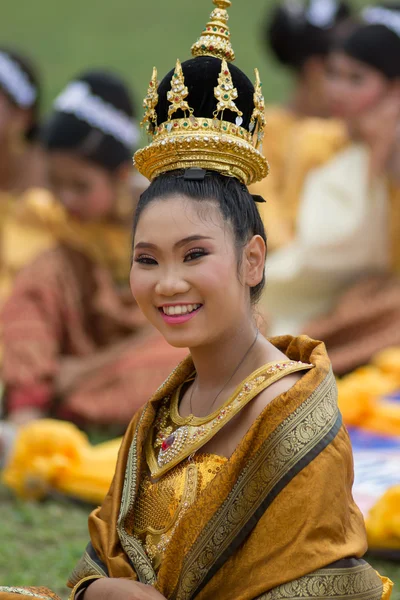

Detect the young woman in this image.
[264,3,400,375]
[0,47,44,195]
[0,2,392,599]
[250,0,351,250]
[0,70,185,431]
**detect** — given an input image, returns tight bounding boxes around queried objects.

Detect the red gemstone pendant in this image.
[161,434,175,452]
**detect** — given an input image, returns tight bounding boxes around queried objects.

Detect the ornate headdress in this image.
[133,0,269,186]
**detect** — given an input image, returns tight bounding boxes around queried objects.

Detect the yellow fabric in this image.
[2,419,121,504]
[367,487,400,550]
[250,107,299,250]
[389,180,400,273]
[133,454,227,570]
[250,111,348,250]
[337,347,400,435]
[66,335,389,600]
[0,188,132,306]
[381,576,395,600]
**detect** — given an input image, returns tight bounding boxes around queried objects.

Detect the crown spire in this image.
[191,0,235,62]
[250,69,266,150]
[214,60,242,121]
[167,59,193,122]
[141,67,159,133]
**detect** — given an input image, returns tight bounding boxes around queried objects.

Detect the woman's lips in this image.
[159,304,203,325]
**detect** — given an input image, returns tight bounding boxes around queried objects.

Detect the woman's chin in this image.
[160,329,206,350]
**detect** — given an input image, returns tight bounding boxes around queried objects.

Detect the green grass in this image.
[0,482,399,599]
[1,0,370,115]
[0,486,90,599]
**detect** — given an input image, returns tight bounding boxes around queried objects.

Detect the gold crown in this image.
[133,0,269,186]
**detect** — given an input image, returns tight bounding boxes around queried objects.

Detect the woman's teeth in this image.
[162,304,201,316]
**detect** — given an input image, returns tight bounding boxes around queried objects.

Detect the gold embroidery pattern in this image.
[254,564,383,600]
[68,551,107,587]
[142,464,199,567]
[174,369,338,600]
[68,576,103,600]
[0,587,61,600]
[117,406,157,585]
[115,357,197,584]
[148,360,314,478]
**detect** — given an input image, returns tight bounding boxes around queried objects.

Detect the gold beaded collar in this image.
[145,360,314,479]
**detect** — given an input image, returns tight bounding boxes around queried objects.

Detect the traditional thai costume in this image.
[0,1,393,599]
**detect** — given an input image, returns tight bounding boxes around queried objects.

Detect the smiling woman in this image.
[130,172,267,352]
[0,1,393,600]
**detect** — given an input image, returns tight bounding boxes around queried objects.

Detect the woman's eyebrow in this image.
[134,235,213,251]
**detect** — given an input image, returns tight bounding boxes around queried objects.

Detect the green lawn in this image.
[1,0,370,114]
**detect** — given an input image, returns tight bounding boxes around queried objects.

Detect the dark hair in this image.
[333,3,400,79]
[0,47,41,142]
[264,0,352,72]
[133,170,267,304]
[40,69,137,172]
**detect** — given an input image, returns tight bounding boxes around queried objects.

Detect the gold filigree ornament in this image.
[133,0,269,186]
[250,68,266,150]
[191,0,235,62]
[146,360,314,479]
[166,59,194,124]
[214,59,242,123]
[141,67,159,134]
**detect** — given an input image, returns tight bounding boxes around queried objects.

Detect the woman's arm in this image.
[82,579,166,600]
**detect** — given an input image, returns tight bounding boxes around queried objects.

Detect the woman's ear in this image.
[244,235,266,289]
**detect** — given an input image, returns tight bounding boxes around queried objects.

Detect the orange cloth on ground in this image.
[337,346,400,436]
[366,486,400,550]
[2,419,121,504]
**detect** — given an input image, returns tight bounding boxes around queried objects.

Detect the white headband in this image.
[306,0,339,29]
[0,51,37,109]
[54,81,140,149]
[362,6,400,37]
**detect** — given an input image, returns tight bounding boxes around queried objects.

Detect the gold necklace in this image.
[145,359,314,479]
[188,329,259,416]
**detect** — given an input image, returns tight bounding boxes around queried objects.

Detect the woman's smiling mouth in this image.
[159,303,203,324]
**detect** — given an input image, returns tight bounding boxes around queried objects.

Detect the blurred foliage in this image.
[1,0,370,115]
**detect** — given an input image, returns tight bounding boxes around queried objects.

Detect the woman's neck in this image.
[186,324,286,416]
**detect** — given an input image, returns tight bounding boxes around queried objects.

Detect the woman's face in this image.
[0,90,28,144]
[325,52,390,121]
[47,152,117,221]
[130,196,255,349]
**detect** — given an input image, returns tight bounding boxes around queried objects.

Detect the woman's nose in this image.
[155,268,190,297]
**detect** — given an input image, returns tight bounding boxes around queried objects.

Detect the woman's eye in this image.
[350,73,365,85]
[325,67,338,80]
[134,255,158,265]
[184,248,208,262]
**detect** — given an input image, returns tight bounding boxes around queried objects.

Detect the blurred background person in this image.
[251,0,352,250]
[263,2,400,375]
[0,70,186,448]
[0,47,45,199]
